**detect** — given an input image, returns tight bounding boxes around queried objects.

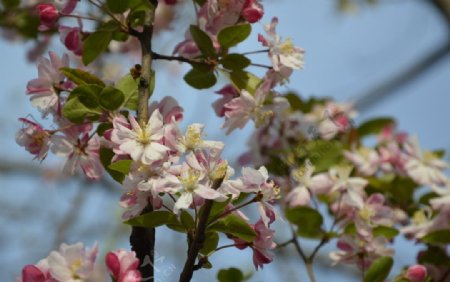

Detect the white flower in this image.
[47,242,98,281]
[111,111,169,165]
[258,17,305,71]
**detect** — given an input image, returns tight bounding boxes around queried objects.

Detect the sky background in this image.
[1,0,450,281]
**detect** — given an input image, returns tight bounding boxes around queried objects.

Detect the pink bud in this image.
[105,252,121,278]
[242,0,264,23]
[59,26,83,55]
[22,265,46,282]
[36,4,59,31]
[406,265,427,282]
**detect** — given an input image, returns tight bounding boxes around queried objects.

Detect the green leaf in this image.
[228,70,261,95]
[69,84,103,109]
[82,31,112,65]
[116,74,139,110]
[2,0,20,8]
[417,246,450,267]
[422,229,450,244]
[180,210,195,229]
[108,160,132,175]
[218,24,252,49]
[99,86,125,111]
[124,211,178,228]
[100,148,125,183]
[60,68,105,86]
[357,117,395,138]
[189,25,216,58]
[200,231,219,255]
[62,96,102,124]
[97,122,113,136]
[373,226,399,240]
[217,268,245,282]
[106,0,129,13]
[184,67,217,89]
[193,0,206,5]
[363,256,393,282]
[419,192,439,205]
[220,54,251,70]
[285,206,324,238]
[207,199,231,224]
[209,214,256,242]
[297,140,344,172]
[284,92,304,111]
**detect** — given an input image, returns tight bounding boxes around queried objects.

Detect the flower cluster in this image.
[16,243,141,282]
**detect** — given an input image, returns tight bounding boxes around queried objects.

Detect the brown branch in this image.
[130,1,158,281]
[179,177,225,282]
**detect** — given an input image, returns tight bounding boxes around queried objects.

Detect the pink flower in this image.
[17,259,53,282]
[212,85,239,117]
[242,0,264,23]
[46,242,98,281]
[59,26,83,56]
[405,265,427,282]
[233,220,276,270]
[26,52,72,115]
[148,96,184,124]
[344,147,380,176]
[111,111,169,165]
[51,127,103,180]
[16,118,50,161]
[105,249,141,282]
[36,4,59,31]
[258,17,304,71]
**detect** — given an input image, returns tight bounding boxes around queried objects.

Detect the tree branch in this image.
[179,177,225,282]
[130,1,158,281]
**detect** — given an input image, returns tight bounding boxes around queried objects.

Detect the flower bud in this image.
[242,0,264,23]
[36,4,59,31]
[405,265,427,282]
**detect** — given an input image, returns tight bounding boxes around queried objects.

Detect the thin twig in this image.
[179,176,225,282]
[241,49,270,55]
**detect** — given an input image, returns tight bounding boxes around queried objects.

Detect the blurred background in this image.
[1,0,450,281]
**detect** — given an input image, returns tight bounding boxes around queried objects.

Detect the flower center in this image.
[179,169,201,192]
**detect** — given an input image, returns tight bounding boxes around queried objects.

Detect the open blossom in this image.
[330,234,393,270]
[344,147,380,176]
[172,123,224,156]
[400,206,450,239]
[286,160,333,207]
[222,79,281,134]
[404,137,448,186]
[105,249,141,282]
[169,163,228,213]
[233,219,276,270]
[51,127,103,180]
[328,166,368,207]
[111,111,169,165]
[26,52,73,115]
[16,118,51,161]
[258,17,304,71]
[46,242,98,281]
[212,85,239,117]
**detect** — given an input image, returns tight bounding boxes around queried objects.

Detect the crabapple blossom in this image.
[46,242,98,281]
[50,127,103,180]
[212,85,239,117]
[105,249,141,282]
[169,162,228,213]
[16,118,50,161]
[26,52,73,115]
[17,259,52,282]
[36,4,59,31]
[329,234,393,269]
[344,147,380,176]
[405,265,427,282]
[242,0,264,23]
[328,166,368,207]
[258,17,304,71]
[111,111,169,165]
[59,25,83,56]
[404,137,448,186]
[233,219,276,270]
